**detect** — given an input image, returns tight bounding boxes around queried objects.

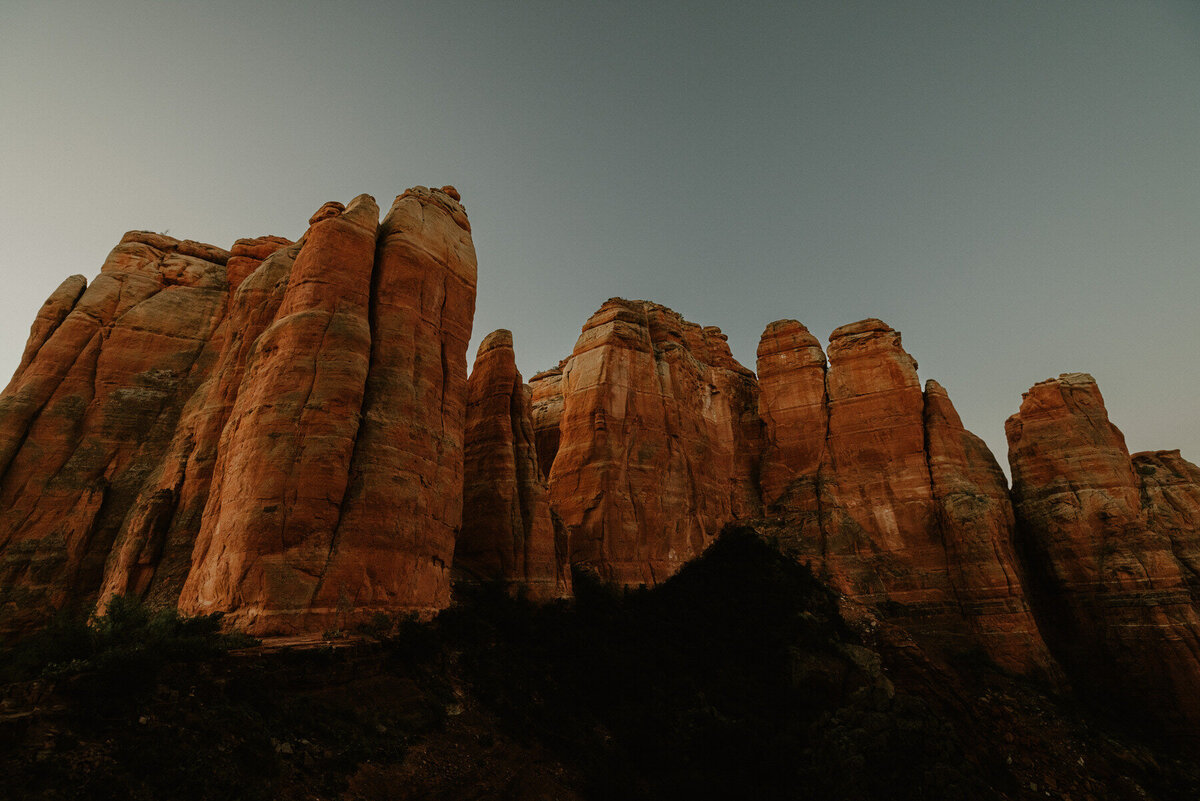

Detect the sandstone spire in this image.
[1007,373,1200,734]
[455,330,569,599]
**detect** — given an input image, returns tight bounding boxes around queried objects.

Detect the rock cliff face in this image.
[1007,374,1200,734]
[528,365,565,477]
[756,319,1055,677]
[5,190,1200,743]
[0,186,476,635]
[1133,449,1200,600]
[456,330,569,599]
[543,299,762,585]
[0,232,236,635]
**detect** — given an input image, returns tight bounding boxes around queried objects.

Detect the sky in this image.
[2,0,1198,471]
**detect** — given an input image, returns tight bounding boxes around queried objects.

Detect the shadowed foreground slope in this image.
[2,527,1198,801]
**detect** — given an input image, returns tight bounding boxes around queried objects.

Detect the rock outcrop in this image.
[1133,449,1200,600]
[455,330,569,599]
[178,194,381,631]
[0,232,234,634]
[98,235,298,611]
[528,366,565,478]
[8,188,1200,749]
[0,186,476,636]
[1007,374,1200,734]
[756,319,1055,677]
[544,299,762,585]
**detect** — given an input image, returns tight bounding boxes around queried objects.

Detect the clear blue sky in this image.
[2,1,1198,470]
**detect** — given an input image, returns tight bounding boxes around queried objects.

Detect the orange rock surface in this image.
[757,319,1055,677]
[546,299,761,585]
[1133,449,1200,599]
[0,232,232,634]
[0,187,476,636]
[100,236,301,610]
[528,366,565,478]
[756,319,827,509]
[455,330,569,599]
[303,186,477,627]
[1007,373,1200,734]
[179,194,380,631]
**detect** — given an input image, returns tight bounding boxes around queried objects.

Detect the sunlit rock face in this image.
[543,299,763,586]
[1007,373,1200,735]
[1133,449,1200,600]
[455,330,570,600]
[0,186,477,636]
[0,231,237,635]
[756,318,1057,679]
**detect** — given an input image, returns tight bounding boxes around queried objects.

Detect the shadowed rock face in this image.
[528,366,565,479]
[0,186,476,636]
[455,330,570,600]
[1007,374,1200,735]
[545,299,762,586]
[1134,449,1200,601]
[756,319,1056,678]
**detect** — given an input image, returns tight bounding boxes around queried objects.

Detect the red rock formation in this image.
[756,319,827,509]
[547,299,761,585]
[225,235,292,289]
[757,319,1055,677]
[456,330,569,599]
[303,186,477,625]
[1133,449,1200,599]
[98,237,300,610]
[179,194,380,631]
[1007,373,1200,734]
[0,186,477,637]
[0,232,232,634]
[528,365,565,478]
[923,380,1056,677]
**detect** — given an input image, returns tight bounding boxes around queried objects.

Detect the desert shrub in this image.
[0,595,255,689]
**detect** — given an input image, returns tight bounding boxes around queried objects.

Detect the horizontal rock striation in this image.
[4,189,1200,743]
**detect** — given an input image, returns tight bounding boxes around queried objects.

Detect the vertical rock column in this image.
[0,233,232,635]
[99,235,295,607]
[756,319,829,511]
[308,186,477,622]
[180,196,379,631]
[1007,373,1200,734]
[757,318,1056,678]
[455,330,569,599]
[923,380,1057,678]
[547,299,761,586]
[1133,449,1200,598]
